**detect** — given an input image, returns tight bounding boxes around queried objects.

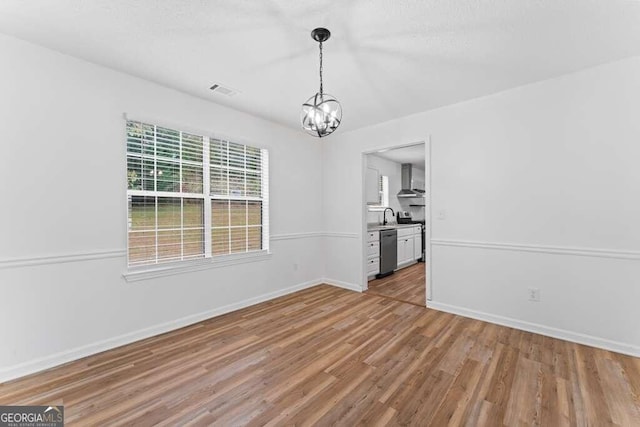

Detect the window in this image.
[209,139,265,255]
[368,175,390,212]
[126,120,269,267]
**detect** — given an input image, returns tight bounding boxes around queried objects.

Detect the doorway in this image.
[361,140,431,306]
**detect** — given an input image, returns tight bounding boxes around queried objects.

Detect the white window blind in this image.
[380,175,389,208]
[367,175,390,212]
[126,120,269,267]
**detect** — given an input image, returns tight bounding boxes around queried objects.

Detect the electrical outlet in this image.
[528,287,540,302]
[293,263,298,271]
[438,210,446,220]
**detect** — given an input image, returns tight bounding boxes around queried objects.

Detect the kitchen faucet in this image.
[382,208,395,226]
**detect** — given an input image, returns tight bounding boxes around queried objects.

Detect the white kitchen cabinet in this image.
[367,240,380,257]
[366,257,380,276]
[396,233,415,267]
[405,237,415,265]
[413,226,422,260]
[396,237,406,266]
[397,227,414,239]
[366,230,380,279]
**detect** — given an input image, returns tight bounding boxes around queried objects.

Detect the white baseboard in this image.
[0,279,323,384]
[322,278,363,293]
[427,301,640,358]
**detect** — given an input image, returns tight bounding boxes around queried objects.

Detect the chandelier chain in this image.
[319,41,323,95]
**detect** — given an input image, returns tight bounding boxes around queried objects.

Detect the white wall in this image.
[323,56,640,356]
[0,34,325,381]
[365,154,402,224]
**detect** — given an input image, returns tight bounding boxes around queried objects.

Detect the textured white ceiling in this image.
[1,1,639,134]
[373,144,426,169]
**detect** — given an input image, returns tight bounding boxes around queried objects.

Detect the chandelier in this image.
[301,28,342,137]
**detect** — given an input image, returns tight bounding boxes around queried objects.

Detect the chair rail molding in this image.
[324,232,359,239]
[0,249,126,269]
[431,239,640,260]
[0,232,360,270]
[270,232,324,241]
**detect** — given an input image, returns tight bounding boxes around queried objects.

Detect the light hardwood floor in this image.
[1,285,639,426]
[366,262,426,306]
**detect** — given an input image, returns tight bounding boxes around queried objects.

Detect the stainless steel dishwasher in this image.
[376,229,397,279]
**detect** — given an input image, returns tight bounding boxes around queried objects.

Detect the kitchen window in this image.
[368,175,390,211]
[126,120,269,269]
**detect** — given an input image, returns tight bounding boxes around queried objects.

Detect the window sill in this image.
[122,250,272,282]
[368,206,388,212]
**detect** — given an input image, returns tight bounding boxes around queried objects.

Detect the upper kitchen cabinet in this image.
[365,167,380,205]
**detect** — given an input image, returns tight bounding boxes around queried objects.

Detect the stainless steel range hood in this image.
[397,163,425,198]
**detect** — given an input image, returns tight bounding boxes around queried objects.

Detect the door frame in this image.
[361,137,432,305]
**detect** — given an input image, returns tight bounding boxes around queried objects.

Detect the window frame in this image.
[123,115,270,281]
[367,175,390,212]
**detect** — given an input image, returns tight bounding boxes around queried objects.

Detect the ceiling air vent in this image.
[209,83,239,97]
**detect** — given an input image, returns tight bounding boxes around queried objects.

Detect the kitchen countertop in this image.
[367,223,420,232]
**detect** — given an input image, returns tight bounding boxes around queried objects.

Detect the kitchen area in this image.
[364,143,427,306]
